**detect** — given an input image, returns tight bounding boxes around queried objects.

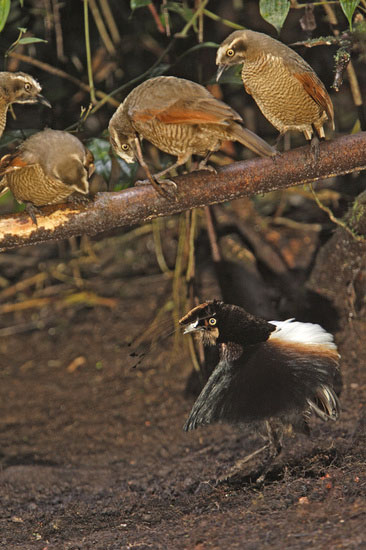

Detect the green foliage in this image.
[259,0,290,33]
[0,0,10,33]
[166,2,194,23]
[17,37,47,45]
[5,27,47,57]
[130,0,152,10]
[340,0,360,30]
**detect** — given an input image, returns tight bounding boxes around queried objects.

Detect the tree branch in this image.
[1,132,366,251]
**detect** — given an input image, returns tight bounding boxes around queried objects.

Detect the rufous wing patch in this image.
[294,72,334,128]
[0,154,28,176]
[133,107,222,125]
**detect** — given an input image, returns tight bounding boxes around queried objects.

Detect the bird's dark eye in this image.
[226,48,235,57]
[209,318,217,326]
[121,144,129,151]
[24,82,32,92]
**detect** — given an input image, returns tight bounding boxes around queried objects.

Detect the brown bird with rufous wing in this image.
[108,76,275,196]
[0,129,94,224]
[216,30,334,155]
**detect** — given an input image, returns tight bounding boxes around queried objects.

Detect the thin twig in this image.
[202,9,245,30]
[309,183,366,242]
[89,0,115,54]
[175,0,210,38]
[83,0,96,104]
[8,52,119,107]
[98,0,121,44]
[152,218,172,274]
[148,2,165,34]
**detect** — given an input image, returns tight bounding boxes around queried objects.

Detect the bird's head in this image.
[108,110,136,164]
[0,72,51,107]
[216,30,251,81]
[179,300,275,347]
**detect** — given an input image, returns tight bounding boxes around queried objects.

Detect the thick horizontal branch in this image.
[1,132,366,251]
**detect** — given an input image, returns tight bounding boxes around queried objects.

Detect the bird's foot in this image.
[135,176,177,199]
[67,193,91,206]
[197,161,217,174]
[24,202,41,226]
[215,444,269,485]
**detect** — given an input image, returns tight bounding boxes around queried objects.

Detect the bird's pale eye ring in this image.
[121,144,129,151]
[24,82,32,92]
[209,318,217,326]
[226,48,235,57]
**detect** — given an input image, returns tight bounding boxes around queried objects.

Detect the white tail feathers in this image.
[269,319,338,351]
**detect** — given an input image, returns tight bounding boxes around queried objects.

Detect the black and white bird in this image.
[179,300,341,483]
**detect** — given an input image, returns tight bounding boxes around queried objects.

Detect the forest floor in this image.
[0,231,365,550]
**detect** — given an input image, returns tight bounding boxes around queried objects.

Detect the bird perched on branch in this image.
[180,300,341,484]
[216,30,334,155]
[108,76,275,196]
[0,71,51,137]
[0,129,94,224]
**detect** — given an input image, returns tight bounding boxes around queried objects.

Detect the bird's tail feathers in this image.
[307,384,340,422]
[231,123,276,158]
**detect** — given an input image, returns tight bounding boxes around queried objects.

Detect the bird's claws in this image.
[135,177,178,199]
[25,202,40,226]
[197,162,217,174]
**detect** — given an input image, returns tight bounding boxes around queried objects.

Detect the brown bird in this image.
[216,30,334,152]
[0,71,51,138]
[108,76,275,195]
[0,129,94,224]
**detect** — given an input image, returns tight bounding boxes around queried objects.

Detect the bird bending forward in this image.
[108,76,275,195]
[0,129,94,224]
[180,300,341,483]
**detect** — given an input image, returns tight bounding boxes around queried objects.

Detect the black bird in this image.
[179,300,341,483]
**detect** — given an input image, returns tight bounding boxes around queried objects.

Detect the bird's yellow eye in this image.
[226,48,235,57]
[24,82,32,92]
[209,317,216,326]
[121,144,129,151]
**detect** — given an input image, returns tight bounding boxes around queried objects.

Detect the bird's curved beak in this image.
[37,94,51,108]
[88,162,95,178]
[182,320,201,335]
[216,65,226,82]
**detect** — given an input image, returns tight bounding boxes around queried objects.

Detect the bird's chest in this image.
[133,119,212,156]
[241,57,319,129]
[6,164,74,206]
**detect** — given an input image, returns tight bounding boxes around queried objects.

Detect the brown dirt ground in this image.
[0,241,366,550]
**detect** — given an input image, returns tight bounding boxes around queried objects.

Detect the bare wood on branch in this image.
[0,132,365,251]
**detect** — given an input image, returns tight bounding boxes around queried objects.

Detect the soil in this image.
[0,238,366,550]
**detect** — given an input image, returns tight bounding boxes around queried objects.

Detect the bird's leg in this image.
[255,420,283,486]
[134,137,177,197]
[216,443,270,483]
[24,202,41,226]
[275,131,286,151]
[305,126,321,164]
[197,151,216,173]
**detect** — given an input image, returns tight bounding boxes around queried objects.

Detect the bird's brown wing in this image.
[129,78,242,126]
[131,98,241,126]
[293,72,334,128]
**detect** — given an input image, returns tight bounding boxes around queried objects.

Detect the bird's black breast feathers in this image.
[183,339,339,431]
